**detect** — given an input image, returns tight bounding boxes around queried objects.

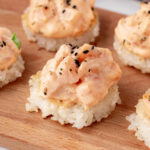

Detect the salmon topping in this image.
[0,27,21,71]
[40,44,122,109]
[115,2,150,58]
[143,89,150,118]
[23,0,96,38]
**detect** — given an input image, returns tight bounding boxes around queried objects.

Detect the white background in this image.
[96,0,140,15]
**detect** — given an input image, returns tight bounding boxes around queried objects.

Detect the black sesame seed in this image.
[148,10,150,14]
[74,59,80,67]
[72,5,77,9]
[88,69,91,72]
[91,7,94,11]
[44,88,47,95]
[66,0,71,5]
[74,52,78,56]
[44,6,48,9]
[68,43,72,47]
[91,45,94,50]
[59,72,62,75]
[83,50,89,54]
[62,9,66,13]
[84,60,87,62]
[144,2,148,4]
[123,39,126,44]
[71,50,74,54]
[2,41,6,46]
[70,69,72,72]
[72,46,77,50]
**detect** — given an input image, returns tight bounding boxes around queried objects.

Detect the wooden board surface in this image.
[0,1,150,150]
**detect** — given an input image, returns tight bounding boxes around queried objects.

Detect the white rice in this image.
[113,37,150,73]
[26,73,121,129]
[126,91,150,148]
[22,9,100,52]
[0,55,25,88]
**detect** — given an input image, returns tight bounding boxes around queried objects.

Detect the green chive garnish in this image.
[11,33,21,49]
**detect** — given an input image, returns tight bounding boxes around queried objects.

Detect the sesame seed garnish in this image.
[70,69,72,72]
[2,41,6,46]
[71,50,74,54]
[123,40,126,44]
[68,43,72,47]
[91,7,94,11]
[59,72,62,75]
[88,69,91,72]
[44,6,48,9]
[83,50,89,54]
[62,9,66,13]
[66,0,71,5]
[72,46,78,50]
[44,88,47,95]
[74,52,78,56]
[74,59,80,67]
[72,5,77,9]
[91,45,94,50]
[148,10,150,14]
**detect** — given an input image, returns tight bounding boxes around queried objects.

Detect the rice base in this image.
[26,73,121,129]
[126,99,150,148]
[22,9,100,52]
[0,55,25,88]
[114,36,150,73]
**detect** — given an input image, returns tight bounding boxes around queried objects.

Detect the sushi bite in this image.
[0,27,24,88]
[22,0,100,51]
[26,44,122,129]
[127,88,150,148]
[114,2,150,73]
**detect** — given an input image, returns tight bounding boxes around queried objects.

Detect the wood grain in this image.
[0,1,150,150]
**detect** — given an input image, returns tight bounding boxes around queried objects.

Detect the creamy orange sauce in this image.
[39,44,122,109]
[23,0,96,38]
[143,89,150,118]
[0,27,20,71]
[115,2,150,58]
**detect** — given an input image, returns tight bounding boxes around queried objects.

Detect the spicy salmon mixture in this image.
[37,44,122,109]
[22,0,97,38]
[0,27,21,71]
[115,2,150,58]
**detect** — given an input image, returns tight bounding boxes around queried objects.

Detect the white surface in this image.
[95,0,140,15]
[0,0,141,149]
[0,147,9,150]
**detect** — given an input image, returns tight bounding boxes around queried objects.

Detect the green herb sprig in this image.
[11,33,21,49]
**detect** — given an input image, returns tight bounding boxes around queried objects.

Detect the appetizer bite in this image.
[127,88,150,148]
[26,44,122,129]
[0,27,24,88]
[22,0,99,51]
[114,2,150,73]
